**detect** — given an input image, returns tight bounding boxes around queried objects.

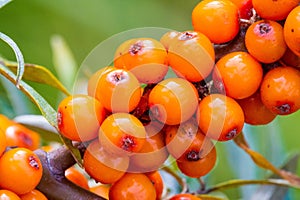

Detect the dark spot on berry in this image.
[225,128,238,140]
[28,156,40,170]
[259,22,272,35]
[121,135,136,151]
[275,103,291,114]
[267,84,270,88]
[291,29,294,33]
[19,132,33,147]
[129,41,143,55]
[179,31,197,40]
[186,150,200,161]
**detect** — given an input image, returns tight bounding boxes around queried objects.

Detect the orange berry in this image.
[145,171,164,200]
[0,127,6,157]
[109,173,156,200]
[252,0,299,21]
[170,193,202,200]
[192,0,240,44]
[213,51,263,99]
[99,113,146,155]
[87,66,115,97]
[260,66,300,115]
[160,30,180,51]
[229,0,253,20]
[284,6,300,57]
[114,38,168,83]
[57,95,106,141]
[176,145,217,178]
[129,124,168,172]
[237,91,277,125]
[148,78,199,125]
[83,140,129,184]
[95,68,142,113]
[90,184,110,199]
[19,189,47,200]
[5,124,40,151]
[245,20,287,63]
[197,94,244,141]
[65,167,89,190]
[168,31,215,82]
[0,190,21,200]
[0,148,43,195]
[0,114,16,130]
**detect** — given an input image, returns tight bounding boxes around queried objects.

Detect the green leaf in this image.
[197,194,228,200]
[2,60,70,96]
[0,63,82,166]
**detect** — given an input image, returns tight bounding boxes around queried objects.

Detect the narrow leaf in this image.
[197,194,227,200]
[0,32,24,87]
[234,133,300,187]
[2,60,70,96]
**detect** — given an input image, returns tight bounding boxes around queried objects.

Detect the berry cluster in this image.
[56,0,300,199]
[0,115,46,199]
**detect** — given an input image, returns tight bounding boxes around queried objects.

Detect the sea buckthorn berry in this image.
[281,48,300,68]
[0,127,6,157]
[252,0,299,21]
[109,173,157,200]
[87,66,115,97]
[99,113,146,155]
[19,189,48,200]
[237,91,277,125]
[5,124,40,151]
[0,114,16,131]
[284,6,300,57]
[57,94,106,141]
[260,66,300,115]
[83,140,129,184]
[229,0,253,20]
[213,51,263,99]
[0,190,21,200]
[192,0,240,44]
[176,145,217,178]
[0,148,43,195]
[95,68,142,113]
[148,78,199,125]
[160,30,180,51]
[90,184,110,199]
[129,125,169,172]
[165,118,214,162]
[170,193,202,200]
[197,94,244,141]
[145,171,164,200]
[114,38,168,83]
[168,31,215,82]
[65,166,89,190]
[245,20,287,63]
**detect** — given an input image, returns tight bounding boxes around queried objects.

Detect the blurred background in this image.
[0,1,299,199]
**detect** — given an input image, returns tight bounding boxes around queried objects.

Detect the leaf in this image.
[251,154,300,200]
[0,32,24,87]
[197,194,228,200]
[0,63,82,166]
[2,60,70,96]
[234,133,300,187]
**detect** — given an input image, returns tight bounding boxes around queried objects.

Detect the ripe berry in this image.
[260,66,300,115]
[114,38,168,83]
[0,148,43,195]
[19,189,48,200]
[57,95,106,141]
[237,91,277,125]
[129,125,169,172]
[65,166,89,190]
[160,30,180,51]
[213,51,263,99]
[167,31,215,82]
[0,190,21,200]
[229,0,253,20]
[5,124,40,151]
[145,171,164,200]
[170,193,202,200]
[99,113,146,155]
[83,140,129,184]
[281,48,300,68]
[94,68,142,113]
[109,173,157,200]
[245,20,287,63]
[284,6,300,57]
[148,78,199,125]
[192,0,240,44]
[176,145,217,178]
[197,94,245,141]
[0,127,6,157]
[252,0,299,21]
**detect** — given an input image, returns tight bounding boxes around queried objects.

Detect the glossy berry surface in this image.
[284,6,300,57]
